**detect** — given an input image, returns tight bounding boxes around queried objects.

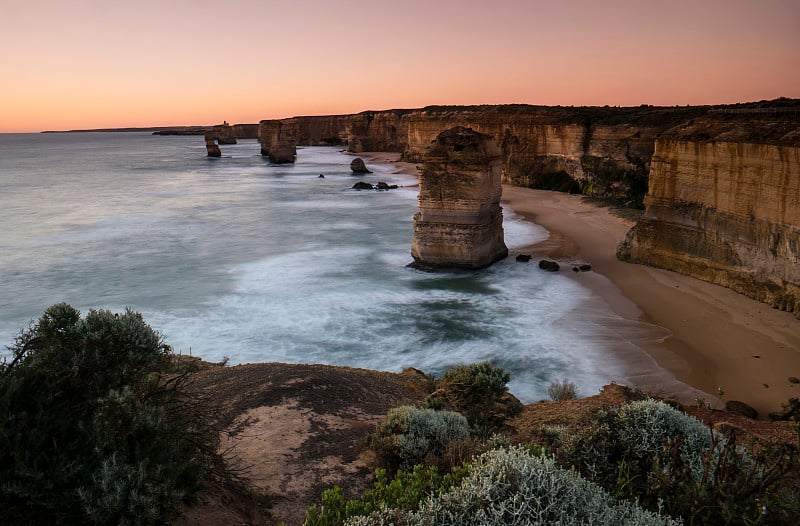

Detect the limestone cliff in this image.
[262,105,703,204]
[254,102,797,208]
[618,114,800,317]
[411,127,507,270]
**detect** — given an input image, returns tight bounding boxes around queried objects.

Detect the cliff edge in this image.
[618,113,800,317]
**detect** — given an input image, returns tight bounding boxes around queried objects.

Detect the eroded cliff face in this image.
[411,127,507,270]
[370,106,703,204]
[618,116,800,317]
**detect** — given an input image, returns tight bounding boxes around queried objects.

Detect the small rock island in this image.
[411,127,508,270]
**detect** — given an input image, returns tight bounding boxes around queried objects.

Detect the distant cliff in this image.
[617,113,800,317]
[258,105,713,205]
[154,124,259,138]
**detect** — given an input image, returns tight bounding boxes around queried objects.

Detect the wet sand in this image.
[365,152,800,417]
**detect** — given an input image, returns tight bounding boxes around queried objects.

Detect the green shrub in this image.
[557,399,800,525]
[305,464,469,526]
[548,379,578,401]
[423,362,522,435]
[369,406,470,472]
[347,446,681,526]
[0,303,223,525]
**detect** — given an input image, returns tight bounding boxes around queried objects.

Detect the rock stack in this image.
[411,127,508,270]
[204,132,221,157]
[259,119,298,163]
[213,121,237,145]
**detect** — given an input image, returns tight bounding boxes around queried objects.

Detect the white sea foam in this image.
[0,137,685,403]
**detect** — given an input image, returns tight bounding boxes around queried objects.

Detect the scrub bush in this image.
[548,378,579,401]
[423,362,522,435]
[369,406,470,472]
[0,303,223,525]
[556,399,800,525]
[346,446,681,526]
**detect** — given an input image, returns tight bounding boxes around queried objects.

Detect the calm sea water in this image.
[0,132,679,402]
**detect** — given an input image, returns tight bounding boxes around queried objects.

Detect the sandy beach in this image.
[367,152,800,417]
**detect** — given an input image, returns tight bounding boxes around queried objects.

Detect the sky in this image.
[1,0,798,132]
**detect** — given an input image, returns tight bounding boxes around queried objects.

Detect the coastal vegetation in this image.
[0,304,235,525]
[2,307,798,525]
[306,369,800,526]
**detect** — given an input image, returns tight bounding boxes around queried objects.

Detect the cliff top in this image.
[178,361,798,525]
[659,112,800,147]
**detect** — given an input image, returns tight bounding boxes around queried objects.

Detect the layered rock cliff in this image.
[258,105,707,204]
[617,114,800,317]
[411,127,507,270]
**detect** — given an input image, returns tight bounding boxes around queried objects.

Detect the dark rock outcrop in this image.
[516,254,532,262]
[725,400,758,419]
[352,182,374,190]
[350,157,371,174]
[768,397,800,421]
[411,127,507,270]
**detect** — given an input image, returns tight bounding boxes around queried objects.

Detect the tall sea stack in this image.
[411,127,508,270]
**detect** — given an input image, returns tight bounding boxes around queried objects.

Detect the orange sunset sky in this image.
[1,0,798,133]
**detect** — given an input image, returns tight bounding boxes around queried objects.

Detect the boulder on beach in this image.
[350,157,372,174]
[539,260,560,272]
[352,181,374,190]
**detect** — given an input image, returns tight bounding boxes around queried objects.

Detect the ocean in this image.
[0,132,676,402]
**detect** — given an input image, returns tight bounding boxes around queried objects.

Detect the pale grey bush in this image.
[372,406,470,471]
[346,446,681,526]
[547,379,578,401]
[560,399,754,491]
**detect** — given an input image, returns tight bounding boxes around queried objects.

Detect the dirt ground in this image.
[177,362,431,526]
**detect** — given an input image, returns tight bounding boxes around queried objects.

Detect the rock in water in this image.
[352,182,374,190]
[350,157,372,173]
[269,139,297,164]
[411,127,508,270]
[539,260,560,272]
[204,132,221,158]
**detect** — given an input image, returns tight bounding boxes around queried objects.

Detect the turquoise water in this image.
[0,132,675,401]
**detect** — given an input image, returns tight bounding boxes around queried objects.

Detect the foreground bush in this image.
[345,446,681,526]
[305,464,469,526]
[424,362,522,435]
[369,406,470,471]
[556,399,800,525]
[0,303,223,525]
